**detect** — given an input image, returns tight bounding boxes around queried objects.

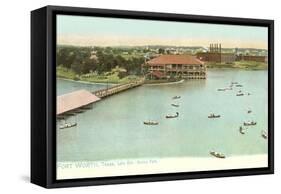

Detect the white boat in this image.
[166,112,179,119]
[59,122,77,129]
[210,151,226,159]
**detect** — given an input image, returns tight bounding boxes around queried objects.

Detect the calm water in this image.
[57,69,268,162]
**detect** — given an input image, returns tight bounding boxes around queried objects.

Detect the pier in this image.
[93,78,144,98]
[57,79,144,116]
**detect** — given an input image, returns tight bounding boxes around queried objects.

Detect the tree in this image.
[158,48,165,54]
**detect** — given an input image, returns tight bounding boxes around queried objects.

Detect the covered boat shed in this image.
[57,89,100,116]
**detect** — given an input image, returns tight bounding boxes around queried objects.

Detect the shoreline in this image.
[58,77,186,86]
[58,78,118,86]
[57,154,267,180]
[144,79,185,86]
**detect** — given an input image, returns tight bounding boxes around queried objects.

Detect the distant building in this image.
[143,55,206,79]
[236,55,267,63]
[196,43,236,63]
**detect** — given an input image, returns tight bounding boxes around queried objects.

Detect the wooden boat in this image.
[59,122,77,129]
[171,103,180,107]
[210,151,226,159]
[231,82,238,84]
[236,84,243,87]
[261,130,268,139]
[239,126,246,134]
[217,88,226,91]
[243,121,257,126]
[166,112,179,119]
[172,96,181,99]
[143,121,159,125]
[236,93,244,96]
[208,113,221,118]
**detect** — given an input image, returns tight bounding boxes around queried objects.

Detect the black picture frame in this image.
[31,5,274,188]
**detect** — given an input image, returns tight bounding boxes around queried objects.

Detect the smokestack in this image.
[215,43,217,52]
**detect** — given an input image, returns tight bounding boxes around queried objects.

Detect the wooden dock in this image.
[93,78,144,98]
[57,79,144,117]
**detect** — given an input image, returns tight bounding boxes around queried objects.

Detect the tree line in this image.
[56,46,144,75]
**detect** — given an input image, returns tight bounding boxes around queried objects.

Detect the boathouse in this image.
[144,55,206,79]
[57,90,100,116]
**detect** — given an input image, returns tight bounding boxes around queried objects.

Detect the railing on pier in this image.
[93,78,144,98]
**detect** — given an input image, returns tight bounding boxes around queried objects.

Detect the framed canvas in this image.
[31,5,274,188]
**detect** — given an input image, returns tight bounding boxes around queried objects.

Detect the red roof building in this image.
[147,55,204,66]
[144,55,206,79]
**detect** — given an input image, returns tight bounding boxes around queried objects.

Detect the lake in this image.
[57,69,268,162]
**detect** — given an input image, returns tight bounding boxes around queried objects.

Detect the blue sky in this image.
[57,15,268,49]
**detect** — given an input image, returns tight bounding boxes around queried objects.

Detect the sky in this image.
[57,15,268,49]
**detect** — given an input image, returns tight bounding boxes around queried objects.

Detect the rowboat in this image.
[208,113,221,118]
[59,122,77,129]
[243,121,257,126]
[171,103,180,107]
[261,130,268,139]
[239,126,246,134]
[166,112,179,119]
[172,96,181,99]
[143,121,159,125]
[210,151,226,159]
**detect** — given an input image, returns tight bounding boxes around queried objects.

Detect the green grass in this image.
[57,66,141,84]
[56,66,77,79]
[207,60,268,70]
